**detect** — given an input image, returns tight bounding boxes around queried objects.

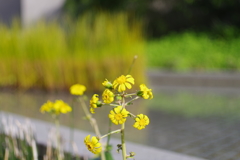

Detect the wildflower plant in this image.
[86,74,153,160]
[40,100,72,160]
[39,56,152,160]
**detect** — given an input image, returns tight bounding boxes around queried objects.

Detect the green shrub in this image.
[146,32,240,71]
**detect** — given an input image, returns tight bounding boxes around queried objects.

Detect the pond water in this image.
[1,87,240,160]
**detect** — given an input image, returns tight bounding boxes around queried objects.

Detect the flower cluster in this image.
[85,74,153,156]
[40,100,72,115]
[40,73,153,159]
[89,75,152,128]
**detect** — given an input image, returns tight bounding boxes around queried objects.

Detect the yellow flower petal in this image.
[91,137,98,144]
[85,135,90,142]
[90,108,95,114]
[94,143,101,148]
[114,106,121,113]
[125,82,132,89]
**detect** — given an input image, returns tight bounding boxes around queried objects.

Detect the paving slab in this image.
[0,111,206,160]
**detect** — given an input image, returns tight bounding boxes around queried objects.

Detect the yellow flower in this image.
[90,94,99,114]
[70,84,86,95]
[133,114,150,130]
[139,84,153,99]
[53,100,72,114]
[84,135,102,154]
[109,106,129,125]
[113,75,134,92]
[102,89,114,104]
[40,101,54,113]
[40,100,72,115]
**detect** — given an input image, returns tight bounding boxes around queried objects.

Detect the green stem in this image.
[121,123,127,160]
[125,96,139,105]
[128,112,136,118]
[127,55,138,74]
[54,116,62,160]
[120,95,128,160]
[79,97,101,137]
[109,103,120,107]
[101,129,121,139]
[79,97,91,118]
[106,119,112,147]
[68,97,78,160]
[124,93,137,97]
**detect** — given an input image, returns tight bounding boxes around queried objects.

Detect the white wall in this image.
[21,0,65,26]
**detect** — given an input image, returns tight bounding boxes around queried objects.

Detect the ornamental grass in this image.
[0,12,146,91]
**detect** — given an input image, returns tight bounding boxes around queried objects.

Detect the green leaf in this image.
[105,151,114,160]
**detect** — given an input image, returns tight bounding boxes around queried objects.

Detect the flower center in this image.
[115,113,123,120]
[87,143,94,150]
[139,119,146,126]
[117,75,126,84]
[104,94,110,99]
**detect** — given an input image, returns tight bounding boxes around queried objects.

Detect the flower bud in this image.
[116,95,122,101]
[137,91,143,97]
[96,101,103,107]
[117,144,122,153]
[102,79,113,89]
[130,152,135,157]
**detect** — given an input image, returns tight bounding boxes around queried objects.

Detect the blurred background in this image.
[1,0,240,159]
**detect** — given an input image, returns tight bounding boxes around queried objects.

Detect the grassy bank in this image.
[0,13,146,91]
[146,32,240,72]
